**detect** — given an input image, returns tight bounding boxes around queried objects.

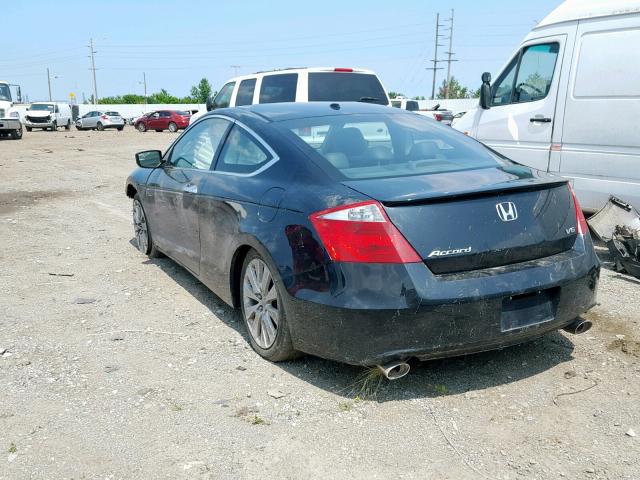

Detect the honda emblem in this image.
[496,202,518,222]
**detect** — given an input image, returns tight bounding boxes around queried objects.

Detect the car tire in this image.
[10,126,23,140]
[26,126,32,132]
[64,120,70,130]
[168,122,178,133]
[132,195,162,258]
[117,127,124,131]
[155,130,162,133]
[75,125,82,130]
[50,121,57,131]
[96,122,104,131]
[240,250,298,362]
[137,123,146,132]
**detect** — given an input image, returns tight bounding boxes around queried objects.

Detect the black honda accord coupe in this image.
[126,102,599,379]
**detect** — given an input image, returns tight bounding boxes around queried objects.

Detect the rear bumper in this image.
[281,235,600,366]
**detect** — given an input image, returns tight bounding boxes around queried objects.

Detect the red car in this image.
[135,110,190,133]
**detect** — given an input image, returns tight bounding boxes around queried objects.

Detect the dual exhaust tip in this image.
[377,318,592,381]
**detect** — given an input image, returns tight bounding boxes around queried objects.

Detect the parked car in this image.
[75,111,125,131]
[390,97,454,125]
[135,110,190,132]
[190,67,390,124]
[454,0,640,211]
[24,102,72,131]
[126,102,600,379]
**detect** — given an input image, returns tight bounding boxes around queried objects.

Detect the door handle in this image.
[530,115,552,123]
[183,183,198,194]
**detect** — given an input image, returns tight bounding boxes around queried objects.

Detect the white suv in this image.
[191,67,389,123]
[24,102,72,131]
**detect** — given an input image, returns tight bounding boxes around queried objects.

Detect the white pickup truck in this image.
[390,97,454,125]
[0,81,23,140]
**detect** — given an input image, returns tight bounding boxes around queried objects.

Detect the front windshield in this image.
[30,104,54,112]
[281,112,509,180]
[0,84,11,101]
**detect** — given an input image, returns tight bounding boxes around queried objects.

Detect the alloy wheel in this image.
[243,258,279,349]
[132,199,149,254]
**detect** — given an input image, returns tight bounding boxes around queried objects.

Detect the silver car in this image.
[75,111,125,131]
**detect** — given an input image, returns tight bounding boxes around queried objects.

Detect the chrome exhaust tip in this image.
[563,318,593,335]
[377,361,410,380]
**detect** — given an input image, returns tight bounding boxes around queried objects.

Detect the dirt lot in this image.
[1,128,639,480]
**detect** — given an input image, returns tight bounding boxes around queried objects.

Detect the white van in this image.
[24,102,72,131]
[454,0,640,211]
[191,67,390,124]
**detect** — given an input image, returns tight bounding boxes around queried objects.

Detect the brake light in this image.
[334,68,353,72]
[434,113,443,121]
[568,184,588,235]
[101,115,108,120]
[309,201,421,263]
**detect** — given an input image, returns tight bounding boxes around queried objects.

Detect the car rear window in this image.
[105,111,120,116]
[308,73,388,105]
[281,113,507,180]
[176,110,190,116]
[259,73,297,104]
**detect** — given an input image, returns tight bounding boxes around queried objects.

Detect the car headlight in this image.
[9,111,19,118]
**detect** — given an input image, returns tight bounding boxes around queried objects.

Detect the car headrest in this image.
[324,127,368,157]
[409,141,439,160]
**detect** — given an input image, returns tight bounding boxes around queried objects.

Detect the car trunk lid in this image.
[343,167,577,274]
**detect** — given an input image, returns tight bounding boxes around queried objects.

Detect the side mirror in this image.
[136,150,163,168]
[206,95,215,112]
[479,72,492,110]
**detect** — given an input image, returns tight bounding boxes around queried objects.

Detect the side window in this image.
[235,78,257,106]
[213,82,235,109]
[215,125,272,174]
[169,118,230,170]
[391,101,401,108]
[491,43,559,106]
[259,73,297,104]
[491,57,518,106]
[159,111,171,118]
[513,43,559,103]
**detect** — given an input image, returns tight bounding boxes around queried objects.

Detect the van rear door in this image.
[475,36,568,172]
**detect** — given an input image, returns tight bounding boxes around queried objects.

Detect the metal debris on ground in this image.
[587,196,640,279]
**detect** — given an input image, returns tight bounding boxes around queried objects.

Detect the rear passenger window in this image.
[213,82,235,109]
[215,125,272,174]
[259,74,297,104]
[159,111,171,117]
[236,78,256,106]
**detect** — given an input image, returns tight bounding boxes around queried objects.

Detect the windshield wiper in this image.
[358,96,382,103]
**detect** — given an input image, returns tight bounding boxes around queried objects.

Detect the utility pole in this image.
[444,9,457,99]
[47,68,52,101]
[142,72,147,104]
[230,65,241,76]
[88,38,98,104]
[427,13,445,100]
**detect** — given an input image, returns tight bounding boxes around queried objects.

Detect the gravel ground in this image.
[1,128,638,480]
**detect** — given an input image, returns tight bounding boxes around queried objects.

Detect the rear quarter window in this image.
[259,73,297,104]
[236,78,257,106]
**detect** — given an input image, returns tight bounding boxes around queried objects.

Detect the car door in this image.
[147,112,160,129]
[199,122,278,292]
[83,111,95,128]
[144,117,232,274]
[475,38,566,171]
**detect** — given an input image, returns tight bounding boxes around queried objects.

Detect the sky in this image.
[3,0,563,103]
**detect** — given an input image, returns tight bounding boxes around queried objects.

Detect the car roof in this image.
[225,67,377,84]
[209,101,405,123]
[536,0,640,28]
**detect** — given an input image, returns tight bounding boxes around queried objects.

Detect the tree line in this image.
[389,76,480,100]
[92,78,215,105]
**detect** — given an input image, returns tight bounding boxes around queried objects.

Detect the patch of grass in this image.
[434,384,448,395]
[8,443,17,454]
[250,415,269,425]
[338,401,353,412]
[169,401,183,412]
[347,367,385,400]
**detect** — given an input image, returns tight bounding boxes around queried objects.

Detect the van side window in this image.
[236,78,257,106]
[213,82,235,109]
[259,73,297,104]
[491,43,559,106]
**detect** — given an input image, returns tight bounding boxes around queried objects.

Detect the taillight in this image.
[309,201,421,263]
[568,184,588,235]
[434,113,443,121]
[101,115,108,120]
[334,67,353,72]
